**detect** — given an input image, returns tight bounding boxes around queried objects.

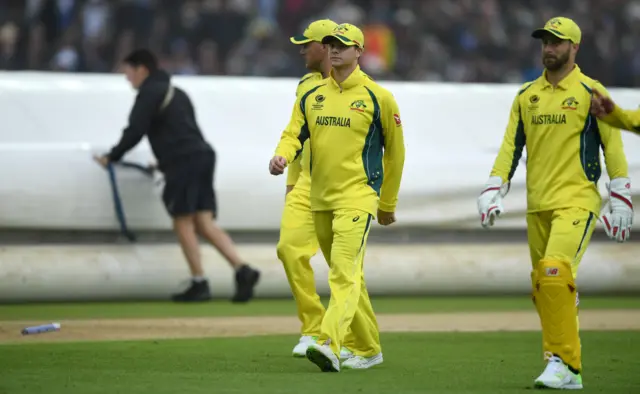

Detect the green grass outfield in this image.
[1,295,640,320]
[0,296,639,394]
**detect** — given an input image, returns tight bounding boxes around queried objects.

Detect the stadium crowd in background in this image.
[0,0,639,87]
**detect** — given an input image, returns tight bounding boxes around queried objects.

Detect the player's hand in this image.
[599,177,633,243]
[590,89,615,118]
[93,154,110,168]
[477,176,510,229]
[152,169,165,189]
[377,210,396,226]
[269,156,287,175]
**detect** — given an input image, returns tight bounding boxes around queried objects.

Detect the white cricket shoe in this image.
[292,335,317,357]
[339,346,354,361]
[306,343,340,372]
[341,352,383,370]
[534,354,583,390]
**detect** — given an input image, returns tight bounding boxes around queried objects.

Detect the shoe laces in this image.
[346,356,366,365]
[543,352,566,374]
[341,347,353,355]
[543,351,561,362]
[300,335,316,343]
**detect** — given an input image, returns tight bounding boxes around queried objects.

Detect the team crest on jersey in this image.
[528,94,540,110]
[561,97,578,110]
[349,100,367,113]
[312,94,325,110]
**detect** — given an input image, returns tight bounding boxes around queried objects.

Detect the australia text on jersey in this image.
[315,116,351,127]
[531,113,567,125]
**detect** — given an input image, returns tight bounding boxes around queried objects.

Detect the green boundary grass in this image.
[1,295,638,321]
[0,331,639,394]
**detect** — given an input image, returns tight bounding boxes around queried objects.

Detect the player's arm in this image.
[594,82,633,242]
[478,89,525,228]
[599,117,629,179]
[284,82,310,191]
[490,92,526,183]
[378,93,406,213]
[594,83,629,179]
[592,87,640,133]
[603,106,640,133]
[274,97,310,166]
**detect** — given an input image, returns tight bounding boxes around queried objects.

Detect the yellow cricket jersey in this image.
[286,70,377,193]
[491,65,629,215]
[602,106,640,133]
[275,65,405,216]
[286,72,324,190]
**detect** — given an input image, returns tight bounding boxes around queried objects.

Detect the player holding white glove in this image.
[599,177,633,242]
[477,176,510,228]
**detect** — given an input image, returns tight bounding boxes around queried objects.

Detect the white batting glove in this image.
[599,177,633,242]
[477,176,510,229]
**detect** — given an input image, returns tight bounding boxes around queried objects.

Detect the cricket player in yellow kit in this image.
[477,17,633,390]
[269,23,405,372]
[282,20,375,360]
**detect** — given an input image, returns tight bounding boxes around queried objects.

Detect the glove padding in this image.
[599,177,633,242]
[477,176,510,228]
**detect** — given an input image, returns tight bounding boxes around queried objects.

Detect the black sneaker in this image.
[231,265,260,303]
[171,279,212,302]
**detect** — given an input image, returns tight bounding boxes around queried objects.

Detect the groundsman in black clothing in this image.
[94,49,260,303]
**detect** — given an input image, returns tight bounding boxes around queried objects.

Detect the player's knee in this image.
[172,215,196,230]
[536,258,576,294]
[276,240,288,261]
[276,237,301,263]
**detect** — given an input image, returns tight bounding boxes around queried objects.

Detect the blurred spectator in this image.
[0,22,19,69]
[0,0,638,87]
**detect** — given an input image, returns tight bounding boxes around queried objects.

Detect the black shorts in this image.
[161,151,217,218]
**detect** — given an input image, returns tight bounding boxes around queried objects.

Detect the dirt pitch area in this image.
[1,310,639,345]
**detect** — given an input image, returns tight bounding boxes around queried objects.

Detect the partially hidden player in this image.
[476,17,632,390]
[590,89,640,134]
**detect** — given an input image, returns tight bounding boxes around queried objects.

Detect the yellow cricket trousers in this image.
[527,207,596,279]
[527,206,596,372]
[277,188,325,336]
[312,208,381,357]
